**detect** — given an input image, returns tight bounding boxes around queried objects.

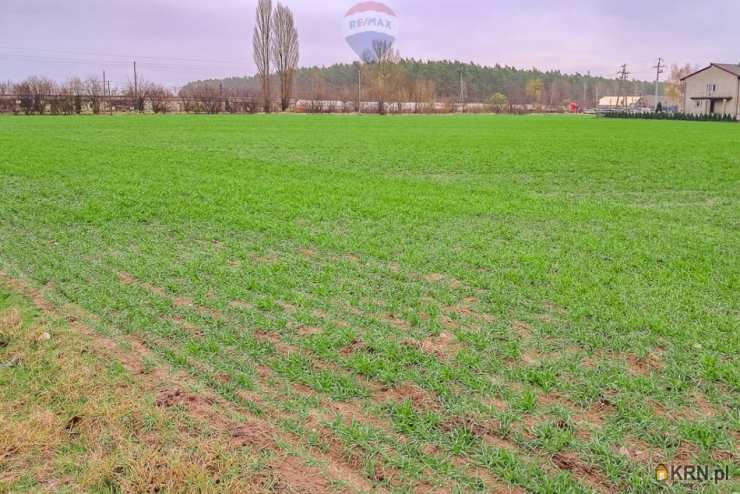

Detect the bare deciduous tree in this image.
[122,79,174,113]
[179,83,226,114]
[271,3,299,111]
[15,77,57,114]
[83,77,104,114]
[57,78,85,114]
[0,82,15,113]
[253,0,273,113]
[366,40,401,115]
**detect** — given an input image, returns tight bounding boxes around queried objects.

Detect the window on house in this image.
[706,84,717,93]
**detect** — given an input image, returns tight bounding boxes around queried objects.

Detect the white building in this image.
[598,96,644,110]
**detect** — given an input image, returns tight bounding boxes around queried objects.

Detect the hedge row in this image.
[603,111,738,122]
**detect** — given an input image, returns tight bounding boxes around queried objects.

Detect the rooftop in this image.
[713,63,740,77]
[682,63,740,80]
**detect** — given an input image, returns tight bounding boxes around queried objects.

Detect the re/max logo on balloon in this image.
[343,2,399,62]
[347,17,393,32]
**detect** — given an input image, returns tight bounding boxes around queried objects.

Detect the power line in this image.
[0,53,243,72]
[0,46,244,66]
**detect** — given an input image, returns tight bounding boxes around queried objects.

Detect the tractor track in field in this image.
[3,266,517,492]
[1,260,648,494]
[115,269,626,493]
[133,251,736,492]
[1,258,673,494]
[0,270,380,494]
[118,271,522,492]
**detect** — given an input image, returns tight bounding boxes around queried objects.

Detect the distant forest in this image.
[183,59,659,107]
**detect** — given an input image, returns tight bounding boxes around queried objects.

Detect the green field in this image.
[0,114,738,493]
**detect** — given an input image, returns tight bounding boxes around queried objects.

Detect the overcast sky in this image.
[1,0,737,89]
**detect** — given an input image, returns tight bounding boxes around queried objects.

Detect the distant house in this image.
[681,63,740,119]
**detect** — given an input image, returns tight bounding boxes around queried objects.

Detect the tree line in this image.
[185,59,689,114]
[0,76,173,114]
[0,75,260,115]
[2,60,692,115]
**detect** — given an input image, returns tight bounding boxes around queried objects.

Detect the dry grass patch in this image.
[0,302,270,493]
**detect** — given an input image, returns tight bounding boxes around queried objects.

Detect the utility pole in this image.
[653,57,664,111]
[358,62,362,114]
[583,70,590,107]
[219,81,224,113]
[616,64,630,108]
[458,68,465,111]
[133,61,138,110]
[102,70,107,114]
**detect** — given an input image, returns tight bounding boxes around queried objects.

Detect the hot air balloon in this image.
[343,2,398,62]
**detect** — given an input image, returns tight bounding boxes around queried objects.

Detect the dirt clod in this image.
[156,389,215,409]
[625,352,664,376]
[379,383,442,412]
[553,452,610,493]
[418,332,459,358]
[65,415,83,436]
[230,421,275,449]
[266,455,331,494]
[298,326,323,337]
[340,339,367,356]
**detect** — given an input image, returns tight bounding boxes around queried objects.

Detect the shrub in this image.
[603,111,737,123]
